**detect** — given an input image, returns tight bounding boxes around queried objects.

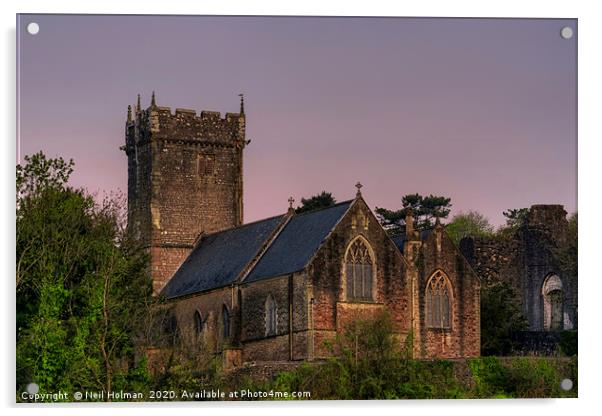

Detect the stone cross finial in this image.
[288,196,295,214]
[127,105,132,122]
[355,181,363,197]
[239,93,245,115]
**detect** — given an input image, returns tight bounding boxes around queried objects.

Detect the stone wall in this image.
[459,205,576,332]
[459,235,521,287]
[416,228,481,358]
[169,286,236,354]
[125,100,246,292]
[239,273,310,362]
[307,198,411,358]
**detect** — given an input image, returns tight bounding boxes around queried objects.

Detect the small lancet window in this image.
[345,238,374,301]
[222,305,230,340]
[194,310,204,335]
[265,295,278,336]
[426,271,452,329]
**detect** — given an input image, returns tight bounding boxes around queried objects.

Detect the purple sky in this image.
[17,15,577,226]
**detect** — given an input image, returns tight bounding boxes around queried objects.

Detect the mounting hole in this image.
[560,26,573,40]
[560,378,573,391]
[26,383,40,394]
[27,22,40,35]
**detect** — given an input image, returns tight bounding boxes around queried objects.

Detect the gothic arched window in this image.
[194,310,203,335]
[345,238,375,302]
[265,295,278,336]
[222,305,230,340]
[426,271,452,329]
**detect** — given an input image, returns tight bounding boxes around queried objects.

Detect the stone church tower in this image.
[124,93,247,292]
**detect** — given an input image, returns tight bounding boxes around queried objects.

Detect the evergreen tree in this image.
[375,193,452,234]
[295,191,336,214]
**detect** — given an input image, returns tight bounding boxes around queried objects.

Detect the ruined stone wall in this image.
[459,235,521,287]
[459,205,576,332]
[308,198,410,359]
[125,101,246,292]
[417,229,481,358]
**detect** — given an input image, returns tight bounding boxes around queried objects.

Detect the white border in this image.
[3,1,600,415]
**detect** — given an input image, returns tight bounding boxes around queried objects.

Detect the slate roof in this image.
[390,229,433,252]
[161,200,355,299]
[244,200,354,283]
[161,215,285,299]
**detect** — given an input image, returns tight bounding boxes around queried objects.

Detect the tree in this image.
[375,193,452,234]
[295,191,336,214]
[554,212,578,328]
[16,152,152,399]
[480,282,528,356]
[502,208,529,228]
[445,211,494,245]
[555,212,577,280]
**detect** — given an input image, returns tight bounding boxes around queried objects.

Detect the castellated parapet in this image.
[124,94,248,293]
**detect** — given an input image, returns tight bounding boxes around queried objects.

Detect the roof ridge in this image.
[237,213,295,284]
[244,199,356,283]
[197,213,287,240]
[293,199,354,217]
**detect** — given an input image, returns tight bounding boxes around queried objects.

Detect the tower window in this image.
[197,154,215,176]
[426,270,452,329]
[344,238,375,301]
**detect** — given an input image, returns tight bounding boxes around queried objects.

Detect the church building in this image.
[123,94,481,367]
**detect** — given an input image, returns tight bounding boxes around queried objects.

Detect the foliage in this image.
[502,208,529,228]
[241,313,576,399]
[555,212,578,323]
[248,312,465,399]
[16,152,153,400]
[375,193,452,234]
[468,356,573,398]
[295,191,336,214]
[497,207,529,237]
[559,331,578,357]
[467,356,513,397]
[445,210,494,245]
[480,282,528,356]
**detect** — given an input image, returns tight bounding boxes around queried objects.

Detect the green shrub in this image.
[238,313,576,400]
[468,357,512,397]
[559,331,578,356]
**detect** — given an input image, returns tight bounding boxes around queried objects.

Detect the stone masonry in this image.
[460,205,577,331]
[124,93,247,293]
[127,96,481,367]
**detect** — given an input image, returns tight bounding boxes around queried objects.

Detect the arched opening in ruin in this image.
[542,274,563,331]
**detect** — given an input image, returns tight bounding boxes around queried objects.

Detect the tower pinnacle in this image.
[239,93,245,115]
